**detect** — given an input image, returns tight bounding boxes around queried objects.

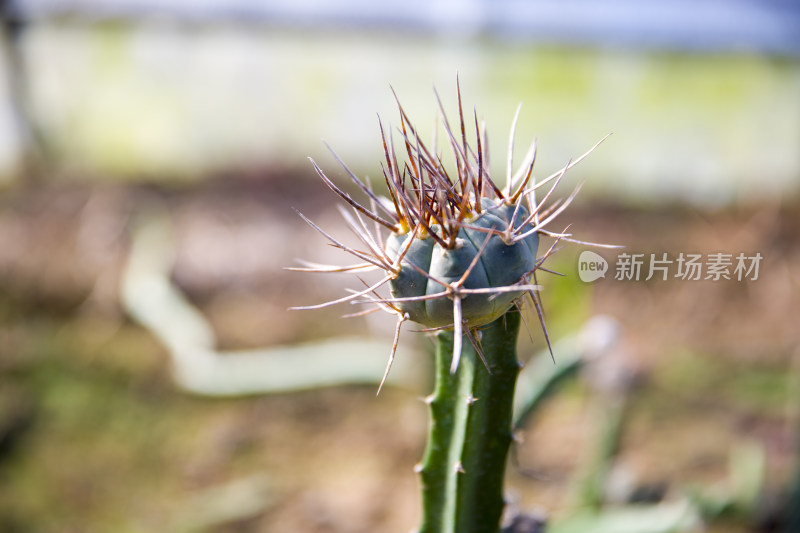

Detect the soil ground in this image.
[1,176,798,532]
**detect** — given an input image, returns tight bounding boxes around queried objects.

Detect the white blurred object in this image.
[121,214,421,396]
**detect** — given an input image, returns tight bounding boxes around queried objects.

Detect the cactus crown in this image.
[291,82,609,391]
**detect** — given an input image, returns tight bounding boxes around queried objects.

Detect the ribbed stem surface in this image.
[418,310,521,533]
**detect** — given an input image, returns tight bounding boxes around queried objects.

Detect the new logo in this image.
[578,251,608,282]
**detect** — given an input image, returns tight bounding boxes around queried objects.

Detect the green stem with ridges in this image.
[419,325,476,532]
[456,310,521,532]
[418,310,522,533]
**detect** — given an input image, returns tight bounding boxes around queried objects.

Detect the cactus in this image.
[292,83,608,533]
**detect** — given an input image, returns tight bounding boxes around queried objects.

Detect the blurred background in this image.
[0,0,799,531]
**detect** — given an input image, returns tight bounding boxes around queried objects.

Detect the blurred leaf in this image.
[549,500,702,533]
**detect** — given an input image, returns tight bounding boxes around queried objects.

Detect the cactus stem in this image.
[419,310,521,533]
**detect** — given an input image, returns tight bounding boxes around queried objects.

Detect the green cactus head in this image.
[385,197,539,330]
[292,83,608,389]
